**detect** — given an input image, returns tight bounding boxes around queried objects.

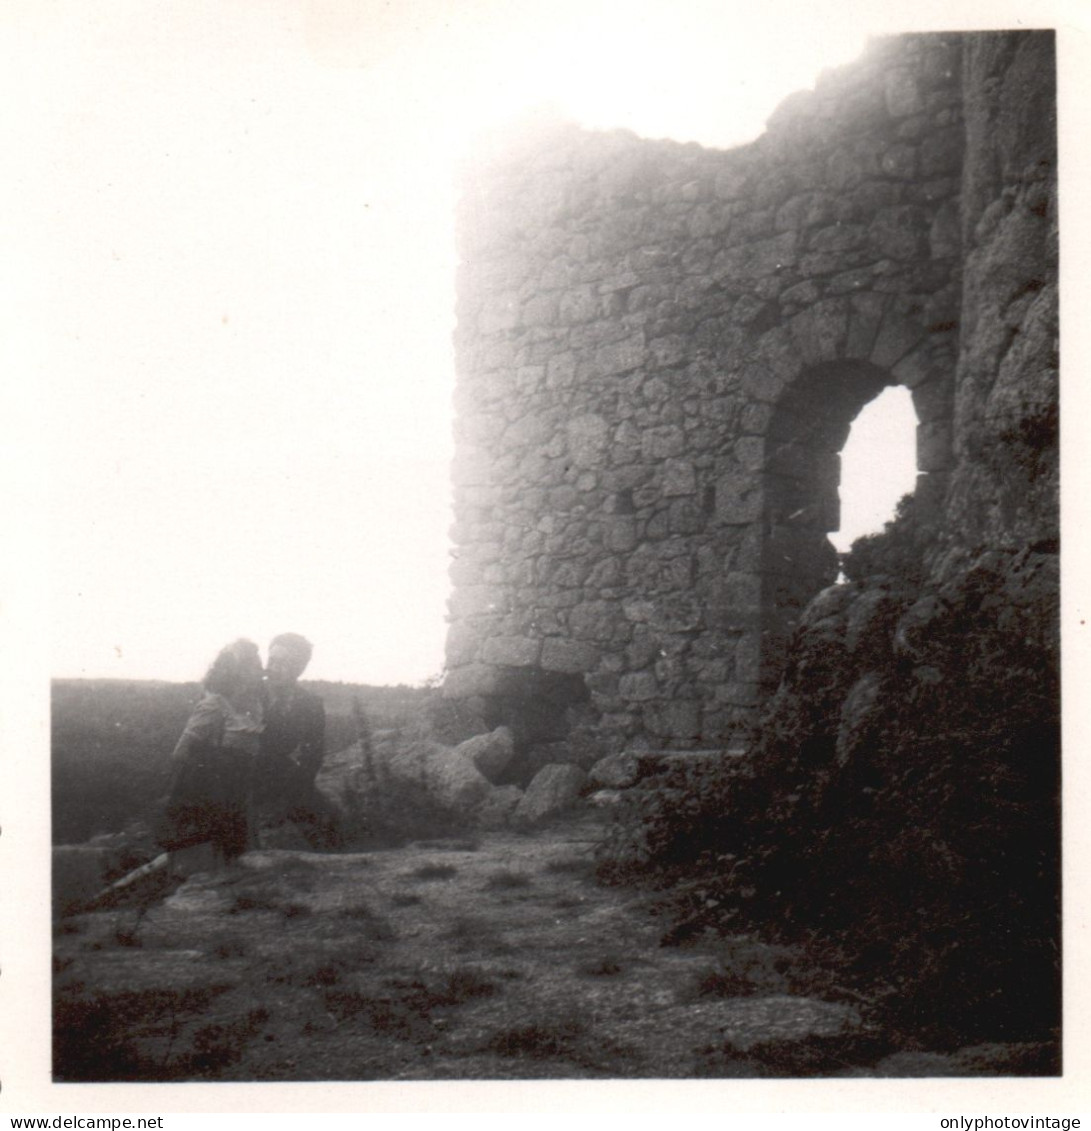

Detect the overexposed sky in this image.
[8,0,1022,685]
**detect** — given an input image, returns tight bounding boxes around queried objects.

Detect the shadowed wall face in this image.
[445,32,1050,753]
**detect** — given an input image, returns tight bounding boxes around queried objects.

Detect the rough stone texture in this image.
[513,763,589,824]
[446,31,1056,762]
[475,784,524,828]
[945,31,1058,552]
[454,726,515,783]
[588,751,641,790]
[387,740,493,813]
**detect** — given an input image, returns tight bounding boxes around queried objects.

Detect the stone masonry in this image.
[444,32,1051,754]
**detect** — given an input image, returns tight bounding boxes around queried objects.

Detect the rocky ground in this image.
[52,810,1053,1082]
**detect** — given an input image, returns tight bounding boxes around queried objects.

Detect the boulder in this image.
[454,726,515,782]
[476,785,524,828]
[514,764,588,824]
[588,751,641,789]
[386,739,493,812]
[835,672,884,766]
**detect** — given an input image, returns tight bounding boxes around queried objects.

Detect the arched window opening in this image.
[830,385,918,556]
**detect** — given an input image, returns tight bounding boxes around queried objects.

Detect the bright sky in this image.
[7,0,1028,685]
[830,386,919,555]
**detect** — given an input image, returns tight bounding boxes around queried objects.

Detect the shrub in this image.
[597,546,1060,1050]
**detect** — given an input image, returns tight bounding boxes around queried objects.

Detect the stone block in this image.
[920,125,962,176]
[911,376,955,424]
[520,292,558,327]
[741,363,789,404]
[789,298,849,365]
[715,471,763,525]
[884,69,925,117]
[625,546,694,594]
[641,424,686,460]
[587,333,646,380]
[514,764,588,824]
[455,726,516,782]
[546,352,577,388]
[716,681,761,707]
[645,700,701,740]
[648,335,687,367]
[540,638,599,674]
[429,748,495,811]
[662,458,697,496]
[751,325,805,382]
[917,420,953,472]
[929,198,961,258]
[732,437,764,472]
[870,204,929,261]
[647,594,704,633]
[480,636,542,668]
[478,299,519,335]
[846,292,887,358]
[619,671,658,702]
[808,223,868,254]
[669,498,705,536]
[734,632,765,685]
[871,309,925,370]
[604,517,639,553]
[558,285,599,324]
[444,623,481,667]
[443,664,502,699]
[891,342,938,389]
[588,751,642,789]
[740,402,774,435]
[566,413,610,469]
[880,143,918,179]
[714,230,798,281]
[569,601,624,642]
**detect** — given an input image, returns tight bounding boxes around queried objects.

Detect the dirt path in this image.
[53,815,889,1081]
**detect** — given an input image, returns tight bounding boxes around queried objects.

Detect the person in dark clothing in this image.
[254,633,342,849]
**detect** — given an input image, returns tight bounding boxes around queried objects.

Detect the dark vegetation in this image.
[598,498,1061,1060]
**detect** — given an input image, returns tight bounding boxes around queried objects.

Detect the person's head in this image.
[204,639,263,698]
[266,632,313,688]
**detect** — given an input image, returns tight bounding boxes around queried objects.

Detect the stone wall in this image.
[943,32,1058,555]
[445,31,1054,755]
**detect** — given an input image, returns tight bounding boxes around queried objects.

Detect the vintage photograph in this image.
[29,0,1065,1099]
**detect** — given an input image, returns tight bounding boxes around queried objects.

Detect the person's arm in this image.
[170,695,222,765]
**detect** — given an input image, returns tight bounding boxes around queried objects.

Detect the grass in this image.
[407,863,458,881]
[542,855,594,876]
[576,954,623,977]
[688,937,799,999]
[321,965,499,1038]
[486,1017,588,1059]
[53,984,234,1082]
[483,870,533,890]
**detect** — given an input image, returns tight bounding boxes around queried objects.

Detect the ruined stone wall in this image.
[445,34,979,753]
[943,32,1058,556]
